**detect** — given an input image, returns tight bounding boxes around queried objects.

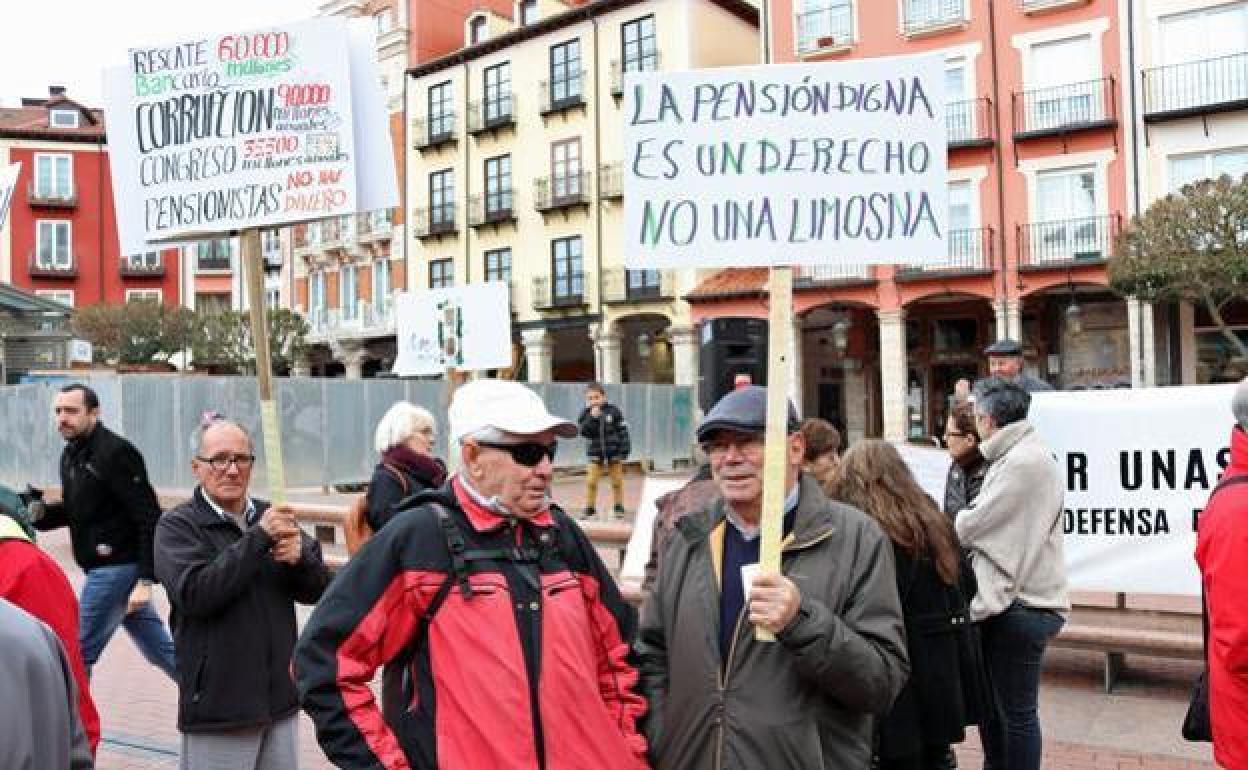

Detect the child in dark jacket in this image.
[577,383,631,520]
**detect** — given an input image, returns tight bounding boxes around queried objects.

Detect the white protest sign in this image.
[619,476,690,586]
[623,54,948,269]
[0,162,19,231]
[105,18,396,253]
[392,282,513,376]
[1029,385,1235,596]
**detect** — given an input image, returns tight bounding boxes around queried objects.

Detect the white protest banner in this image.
[392,282,513,376]
[1029,385,1235,597]
[0,162,19,231]
[623,54,948,269]
[619,476,690,587]
[104,18,395,253]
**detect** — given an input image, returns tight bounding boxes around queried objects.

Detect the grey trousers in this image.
[179,713,299,770]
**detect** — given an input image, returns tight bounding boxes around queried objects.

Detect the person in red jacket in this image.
[0,486,101,755]
[1195,377,1248,770]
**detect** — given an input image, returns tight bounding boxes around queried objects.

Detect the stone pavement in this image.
[31,468,1219,769]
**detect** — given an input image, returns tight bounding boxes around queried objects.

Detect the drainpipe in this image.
[402,69,409,280]
[98,140,106,304]
[463,59,472,286]
[987,0,1010,339]
[592,14,605,366]
[1125,0,1149,386]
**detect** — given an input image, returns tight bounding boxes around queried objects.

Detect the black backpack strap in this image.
[431,503,474,599]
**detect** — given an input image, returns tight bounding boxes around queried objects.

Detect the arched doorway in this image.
[800,304,880,445]
[902,292,996,441]
[613,313,674,384]
[1021,283,1129,389]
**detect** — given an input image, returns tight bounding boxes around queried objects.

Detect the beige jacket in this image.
[955,420,1070,621]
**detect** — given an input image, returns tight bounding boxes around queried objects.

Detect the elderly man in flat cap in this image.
[984,339,1052,393]
[637,385,908,769]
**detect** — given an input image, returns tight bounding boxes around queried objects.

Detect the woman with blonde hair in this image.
[365,402,446,532]
[832,440,984,770]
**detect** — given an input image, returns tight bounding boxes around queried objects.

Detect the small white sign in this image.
[0,162,19,231]
[623,54,948,269]
[392,282,513,376]
[69,339,93,363]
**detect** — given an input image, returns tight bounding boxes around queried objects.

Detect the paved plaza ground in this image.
[30,468,1218,769]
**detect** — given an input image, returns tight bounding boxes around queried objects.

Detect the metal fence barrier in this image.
[0,375,697,492]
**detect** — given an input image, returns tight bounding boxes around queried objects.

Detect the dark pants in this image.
[978,602,1064,770]
[877,744,956,770]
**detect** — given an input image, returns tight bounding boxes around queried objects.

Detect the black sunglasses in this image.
[477,441,557,467]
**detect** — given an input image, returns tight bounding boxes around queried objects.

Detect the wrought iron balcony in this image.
[119,255,165,278]
[598,163,623,199]
[1017,215,1119,269]
[796,3,855,54]
[895,227,994,278]
[540,73,586,114]
[1142,52,1248,123]
[902,0,966,35]
[468,192,516,227]
[412,115,457,150]
[28,251,77,279]
[947,98,995,148]
[602,268,674,303]
[534,172,592,211]
[467,94,516,134]
[533,273,587,310]
[610,53,661,97]
[1012,77,1117,139]
[357,210,393,243]
[27,183,77,208]
[793,264,873,286]
[412,204,458,239]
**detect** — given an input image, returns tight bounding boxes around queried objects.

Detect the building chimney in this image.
[49,85,67,98]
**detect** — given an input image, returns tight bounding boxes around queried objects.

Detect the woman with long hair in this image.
[831,440,975,770]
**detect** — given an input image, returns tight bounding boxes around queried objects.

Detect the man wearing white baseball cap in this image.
[297,380,648,770]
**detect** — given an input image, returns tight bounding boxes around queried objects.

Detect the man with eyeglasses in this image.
[155,417,329,770]
[28,383,177,681]
[636,385,908,769]
[296,379,648,770]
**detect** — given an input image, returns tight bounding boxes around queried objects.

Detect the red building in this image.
[0,86,180,309]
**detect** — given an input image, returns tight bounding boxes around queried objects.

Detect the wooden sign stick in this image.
[756,265,794,642]
[241,228,287,505]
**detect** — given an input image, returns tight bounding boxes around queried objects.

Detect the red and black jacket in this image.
[294,478,648,770]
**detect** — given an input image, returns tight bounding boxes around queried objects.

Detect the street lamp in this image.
[831,315,851,353]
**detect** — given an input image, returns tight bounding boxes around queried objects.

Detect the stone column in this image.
[340,342,368,380]
[521,328,553,383]
[1178,301,1197,385]
[843,364,867,445]
[994,298,1021,341]
[669,325,698,389]
[878,309,908,442]
[1127,298,1157,388]
[594,327,623,384]
[789,317,804,416]
[292,352,313,378]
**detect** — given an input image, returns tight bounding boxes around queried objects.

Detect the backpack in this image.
[345,462,409,556]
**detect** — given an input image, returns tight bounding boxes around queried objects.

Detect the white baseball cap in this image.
[449,379,578,445]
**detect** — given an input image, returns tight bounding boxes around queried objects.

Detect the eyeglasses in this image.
[196,453,256,472]
[701,435,765,460]
[477,441,557,467]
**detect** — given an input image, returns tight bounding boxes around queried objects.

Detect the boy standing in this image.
[578,383,631,519]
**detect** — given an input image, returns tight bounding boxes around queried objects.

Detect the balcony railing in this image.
[1142,52,1248,122]
[318,220,344,250]
[535,172,592,211]
[468,192,516,227]
[793,264,873,286]
[896,227,994,277]
[796,3,854,54]
[1012,77,1116,139]
[357,210,393,242]
[412,115,456,150]
[467,94,516,133]
[1020,0,1089,12]
[197,256,231,272]
[412,204,458,238]
[28,251,77,279]
[533,273,587,310]
[27,183,77,208]
[307,298,395,338]
[603,268,675,303]
[540,73,586,114]
[1017,215,1119,269]
[263,249,283,270]
[599,163,623,199]
[902,0,965,35]
[947,97,995,147]
[119,256,165,278]
[610,53,661,97]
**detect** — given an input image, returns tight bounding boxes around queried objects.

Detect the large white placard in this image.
[1028,385,1235,596]
[622,55,948,269]
[392,282,513,376]
[105,18,396,253]
[0,162,19,231]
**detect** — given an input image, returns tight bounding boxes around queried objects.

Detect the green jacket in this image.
[637,474,909,770]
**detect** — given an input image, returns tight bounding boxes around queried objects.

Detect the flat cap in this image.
[984,338,1023,356]
[696,385,799,442]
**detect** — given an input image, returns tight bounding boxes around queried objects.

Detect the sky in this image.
[0,0,322,107]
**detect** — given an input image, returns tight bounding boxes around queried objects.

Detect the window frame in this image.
[551,236,584,302]
[549,39,583,106]
[484,247,512,283]
[34,153,73,199]
[485,154,512,217]
[429,169,455,226]
[551,138,582,202]
[125,288,163,304]
[36,220,72,267]
[428,80,454,139]
[621,15,658,73]
[429,258,455,289]
[483,61,512,123]
[49,109,79,128]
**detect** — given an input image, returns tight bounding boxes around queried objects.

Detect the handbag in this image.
[1184,473,1248,742]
